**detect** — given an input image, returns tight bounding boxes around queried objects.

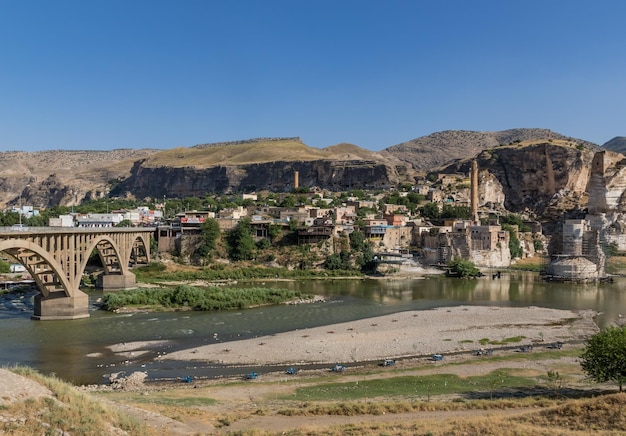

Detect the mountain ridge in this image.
[0,128,615,213]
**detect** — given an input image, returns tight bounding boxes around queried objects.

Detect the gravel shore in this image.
[157,305,599,366]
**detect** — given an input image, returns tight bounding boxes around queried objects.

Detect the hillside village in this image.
[5,132,626,281]
[10,163,534,275]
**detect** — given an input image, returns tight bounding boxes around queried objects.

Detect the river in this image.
[1,271,625,385]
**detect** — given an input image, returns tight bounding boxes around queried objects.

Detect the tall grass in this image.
[101,285,313,311]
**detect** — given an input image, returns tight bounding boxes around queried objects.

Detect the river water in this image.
[1,271,626,385]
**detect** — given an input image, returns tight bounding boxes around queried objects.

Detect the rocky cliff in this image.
[0,149,159,208]
[439,140,595,219]
[382,128,599,172]
[112,158,401,198]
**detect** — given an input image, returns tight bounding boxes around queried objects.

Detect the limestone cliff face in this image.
[112,159,400,198]
[478,170,506,211]
[441,142,594,218]
[587,150,626,214]
[585,150,626,250]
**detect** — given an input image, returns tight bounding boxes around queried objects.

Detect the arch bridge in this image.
[0,227,153,320]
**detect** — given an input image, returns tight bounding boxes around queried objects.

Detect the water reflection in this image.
[2,271,626,384]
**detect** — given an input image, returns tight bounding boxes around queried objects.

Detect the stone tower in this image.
[470,160,479,224]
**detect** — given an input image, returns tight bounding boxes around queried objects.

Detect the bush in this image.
[580,326,626,391]
[447,259,481,278]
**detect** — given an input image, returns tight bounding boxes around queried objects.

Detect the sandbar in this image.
[159,305,599,366]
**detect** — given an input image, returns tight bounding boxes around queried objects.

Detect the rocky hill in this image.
[0,149,160,208]
[381,128,600,171]
[602,136,626,154]
[111,138,406,198]
[0,130,606,217]
[437,139,596,219]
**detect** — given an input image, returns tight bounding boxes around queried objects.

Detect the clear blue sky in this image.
[2,1,625,152]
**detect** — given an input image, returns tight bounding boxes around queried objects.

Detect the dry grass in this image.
[2,366,147,436]
[142,139,382,168]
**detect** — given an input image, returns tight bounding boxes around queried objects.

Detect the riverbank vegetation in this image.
[100,284,315,312]
[132,261,362,284]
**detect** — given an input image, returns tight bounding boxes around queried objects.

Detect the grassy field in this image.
[4,346,625,435]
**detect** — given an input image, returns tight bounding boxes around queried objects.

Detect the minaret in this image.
[294,171,299,190]
[470,160,479,224]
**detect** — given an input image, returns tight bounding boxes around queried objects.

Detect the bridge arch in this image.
[0,239,74,298]
[79,235,126,278]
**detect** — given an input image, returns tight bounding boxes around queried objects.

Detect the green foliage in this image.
[227,218,256,261]
[256,238,271,249]
[441,204,471,220]
[603,241,620,257]
[280,194,297,207]
[100,285,313,311]
[502,224,523,258]
[267,223,282,242]
[0,259,10,274]
[500,214,531,232]
[115,219,133,227]
[198,218,221,259]
[285,371,535,402]
[324,250,352,270]
[349,230,366,251]
[420,202,440,220]
[447,259,481,278]
[533,238,543,252]
[580,326,626,391]
[133,264,362,283]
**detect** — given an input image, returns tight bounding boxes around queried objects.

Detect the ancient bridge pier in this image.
[0,227,153,320]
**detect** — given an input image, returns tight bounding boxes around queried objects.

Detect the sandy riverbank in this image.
[155,305,599,366]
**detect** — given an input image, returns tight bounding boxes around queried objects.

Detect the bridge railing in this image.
[0,226,156,235]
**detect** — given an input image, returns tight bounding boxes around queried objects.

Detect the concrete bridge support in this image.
[32,291,90,320]
[97,273,136,291]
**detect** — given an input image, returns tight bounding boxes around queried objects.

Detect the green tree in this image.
[198,218,221,259]
[0,258,10,273]
[580,326,626,391]
[447,259,481,278]
[227,218,256,261]
[502,224,523,258]
[420,202,440,220]
[441,204,471,220]
[349,230,366,251]
[280,194,297,208]
[323,250,351,270]
[267,223,282,242]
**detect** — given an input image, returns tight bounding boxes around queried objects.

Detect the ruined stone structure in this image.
[420,221,510,268]
[546,219,606,281]
[420,160,512,268]
[0,227,152,319]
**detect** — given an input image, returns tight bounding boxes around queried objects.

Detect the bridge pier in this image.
[97,273,136,291]
[32,291,90,320]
